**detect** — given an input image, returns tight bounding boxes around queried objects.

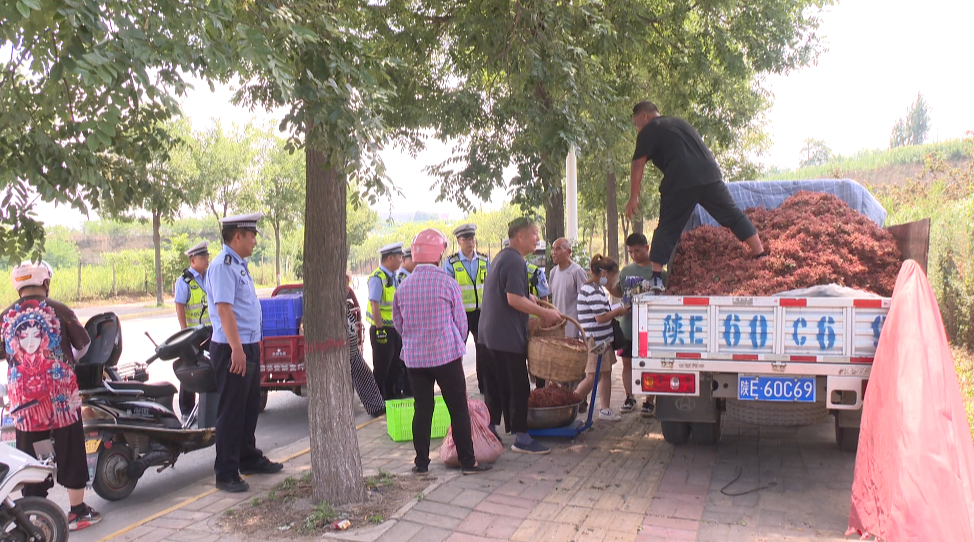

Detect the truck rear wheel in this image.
[259,390,268,413]
[661,421,691,446]
[691,419,722,445]
[726,399,828,427]
[834,416,860,452]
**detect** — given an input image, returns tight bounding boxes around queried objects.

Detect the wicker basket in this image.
[527,310,588,382]
[528,301,571,338]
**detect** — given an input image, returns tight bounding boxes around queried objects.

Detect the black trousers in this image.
[16,418,88,496]
[650,181,758,264]
[370,326,404,400]
[407,358,476,469]
[465,310,489,394]
[210,342,264,480]
[481,348,531,434]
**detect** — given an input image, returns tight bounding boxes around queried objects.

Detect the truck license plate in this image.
[738,375,816,402]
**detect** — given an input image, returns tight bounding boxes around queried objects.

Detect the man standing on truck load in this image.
[1,262,102,530]
[368,242,407,400]
[609,233,656,416]
[479,217,562,455]
[174,241,210,424]
[444,223,490,394]
[625,101,766,293]
[397,248,416,284]
[206,213,284,493]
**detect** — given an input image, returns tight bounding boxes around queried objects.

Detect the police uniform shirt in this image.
[206,244,262,344]
[397,268,411,283]
[443,251,490,281]
[534,266,551,298]
[174,267,207,304]
[368,265,398,304]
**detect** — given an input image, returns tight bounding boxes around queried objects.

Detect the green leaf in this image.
[15,0,30,18]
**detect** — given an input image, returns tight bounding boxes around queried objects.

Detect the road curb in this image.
[94,416,386,542]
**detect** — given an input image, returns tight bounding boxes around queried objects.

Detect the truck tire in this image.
[834,416,860,452]
[726,399,828,427]
[661,421,691,445]
[259,390,269,413]
[691,419,722,446]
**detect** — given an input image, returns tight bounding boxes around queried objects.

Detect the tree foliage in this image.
[0,0,235,261]
[799,138,833,168]
[890,93,931,148]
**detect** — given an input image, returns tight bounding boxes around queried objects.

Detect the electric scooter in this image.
[77,313,218,501]
[0,388,69,542]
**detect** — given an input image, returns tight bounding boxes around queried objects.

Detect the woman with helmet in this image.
[393,229,492,475]
[0,262,102,530]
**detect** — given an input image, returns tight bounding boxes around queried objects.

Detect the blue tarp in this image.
[686,179,887,231]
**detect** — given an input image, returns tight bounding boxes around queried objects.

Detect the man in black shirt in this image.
[479,217,561,455]
[625,101,766,293]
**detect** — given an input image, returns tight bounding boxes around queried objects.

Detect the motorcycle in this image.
[0,388,69,542]
[77,313,218,501]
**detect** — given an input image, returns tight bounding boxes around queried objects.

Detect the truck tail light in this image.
[642,373,695,394]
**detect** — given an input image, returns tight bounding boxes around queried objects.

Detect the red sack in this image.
[439,399,504,467]
[847,260,974,541]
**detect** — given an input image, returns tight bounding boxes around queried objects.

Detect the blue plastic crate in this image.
[260,295,303,336]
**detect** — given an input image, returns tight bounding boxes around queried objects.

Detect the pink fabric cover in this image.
[848,260,974,541]
[439,399,504,467]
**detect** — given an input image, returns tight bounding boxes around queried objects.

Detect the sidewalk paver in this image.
[92,366,861,542]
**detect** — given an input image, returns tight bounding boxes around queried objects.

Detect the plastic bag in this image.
[439,399,504,467]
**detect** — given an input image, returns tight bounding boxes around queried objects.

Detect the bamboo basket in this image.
[528,301,572,338]
[527,308,588,382]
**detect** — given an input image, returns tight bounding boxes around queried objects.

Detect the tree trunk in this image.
[274,222,282,287]
[544,185,565,249]
[153,211,163,307]
[606,166,619,263]
[304,144,366,505]
[632,213,644,235]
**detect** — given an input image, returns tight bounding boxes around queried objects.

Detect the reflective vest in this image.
[365,268,396,326]
[396,270,409,284]
[526,263,542,298]
[181,269,210,326]
[449,252,488,312]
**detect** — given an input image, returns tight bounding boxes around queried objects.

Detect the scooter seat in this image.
[108,381,178,399]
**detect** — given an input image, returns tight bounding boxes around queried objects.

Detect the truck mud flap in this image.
[656,373,719,423]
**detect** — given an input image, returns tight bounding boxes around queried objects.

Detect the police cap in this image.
[185,241,210,258]
[452,223,477,238]
[379,242,404,257]
[219,212,263,235]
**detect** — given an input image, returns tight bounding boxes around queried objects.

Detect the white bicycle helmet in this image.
[11,261,53,292]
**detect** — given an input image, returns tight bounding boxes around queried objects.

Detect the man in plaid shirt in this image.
[393,229,493,475]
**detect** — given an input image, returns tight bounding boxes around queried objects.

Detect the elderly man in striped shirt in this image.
[393,229,493,475]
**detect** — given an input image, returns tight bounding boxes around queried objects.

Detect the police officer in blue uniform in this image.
[174,241,210,424]
[368,242,407,400]
[205,213,283,493]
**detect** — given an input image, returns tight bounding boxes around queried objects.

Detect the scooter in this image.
[0,388,69,542]
[77,313,218,501]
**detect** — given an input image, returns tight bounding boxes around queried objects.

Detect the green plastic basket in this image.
[385,396,452,442]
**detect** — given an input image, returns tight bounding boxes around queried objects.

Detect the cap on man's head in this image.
[220,212,263,234]
[403,248,413,259]
[379,242,404,257]
[453,223,477,238]
[185,241,210,258]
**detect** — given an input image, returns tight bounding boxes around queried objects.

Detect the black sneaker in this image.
[411,465,429,475]
[620,396,636,412]
[461,464,493,475]
[68,505,102,531]
[216,475,250,493]
[240,457,284,475]
[649,276,665,294]
[511,441,551,455]
[641,400,656,417]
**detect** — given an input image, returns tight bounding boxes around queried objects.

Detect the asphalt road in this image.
[37,281,480,541]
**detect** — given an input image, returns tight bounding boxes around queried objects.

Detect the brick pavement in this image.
[92,370,860,542]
